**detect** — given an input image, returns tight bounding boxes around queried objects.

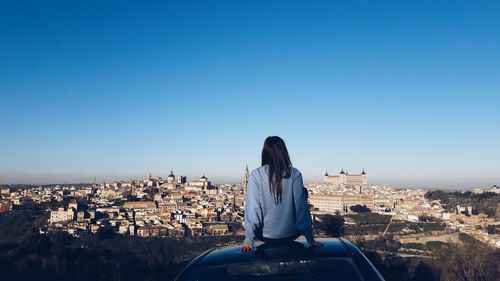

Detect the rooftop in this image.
[195,238,353,267]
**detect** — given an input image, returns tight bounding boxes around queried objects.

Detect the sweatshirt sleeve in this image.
[293,171,314,242]
[243,172,262,246]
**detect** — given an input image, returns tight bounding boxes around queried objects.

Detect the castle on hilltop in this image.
[324,169,367,189]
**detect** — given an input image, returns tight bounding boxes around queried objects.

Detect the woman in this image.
[241,136,323,252]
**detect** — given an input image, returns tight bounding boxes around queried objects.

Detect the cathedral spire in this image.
[244,164,250,193]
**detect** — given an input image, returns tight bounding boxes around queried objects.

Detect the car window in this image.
[183,258,364,281]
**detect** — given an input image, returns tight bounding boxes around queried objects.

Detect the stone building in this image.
[49,207,75,223]
[324,169,367,189]
[309,194,375,213]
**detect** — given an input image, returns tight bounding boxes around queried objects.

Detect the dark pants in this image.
[257,232,301,244]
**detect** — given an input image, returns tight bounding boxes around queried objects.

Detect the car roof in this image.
[194,238,356,267]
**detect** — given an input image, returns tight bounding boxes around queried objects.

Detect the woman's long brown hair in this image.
[261,136,292,204]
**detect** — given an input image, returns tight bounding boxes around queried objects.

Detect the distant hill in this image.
[425,190,500,217]
[0,210,48,243]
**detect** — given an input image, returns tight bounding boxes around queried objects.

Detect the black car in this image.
[175,238,385,281]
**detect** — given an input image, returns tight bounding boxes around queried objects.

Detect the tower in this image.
[361,169,367,186]
[339,169,346,185]
[244,164,249,193]
[324,170,329,182]
[167,170,175,183]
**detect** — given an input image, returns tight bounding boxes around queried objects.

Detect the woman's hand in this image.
[309,240,324,248]
[241,243,253,252]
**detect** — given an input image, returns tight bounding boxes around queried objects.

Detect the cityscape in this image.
[1,167,498,249]
[1,1,499,281]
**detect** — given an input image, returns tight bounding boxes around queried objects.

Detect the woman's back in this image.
[252,165,299,237]
[241,136,319,250]
[243,165,313,246]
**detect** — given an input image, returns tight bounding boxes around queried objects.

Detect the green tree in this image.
[315,214,345,237]
[350,204,371,213]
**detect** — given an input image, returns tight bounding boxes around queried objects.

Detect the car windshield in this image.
[182,257,364,281]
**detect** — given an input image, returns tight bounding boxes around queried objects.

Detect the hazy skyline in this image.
[1,1,499,188]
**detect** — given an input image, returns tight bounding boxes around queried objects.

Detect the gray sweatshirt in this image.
[243,165,314,246]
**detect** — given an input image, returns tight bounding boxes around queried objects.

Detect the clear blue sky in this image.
[1,1,499,188]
